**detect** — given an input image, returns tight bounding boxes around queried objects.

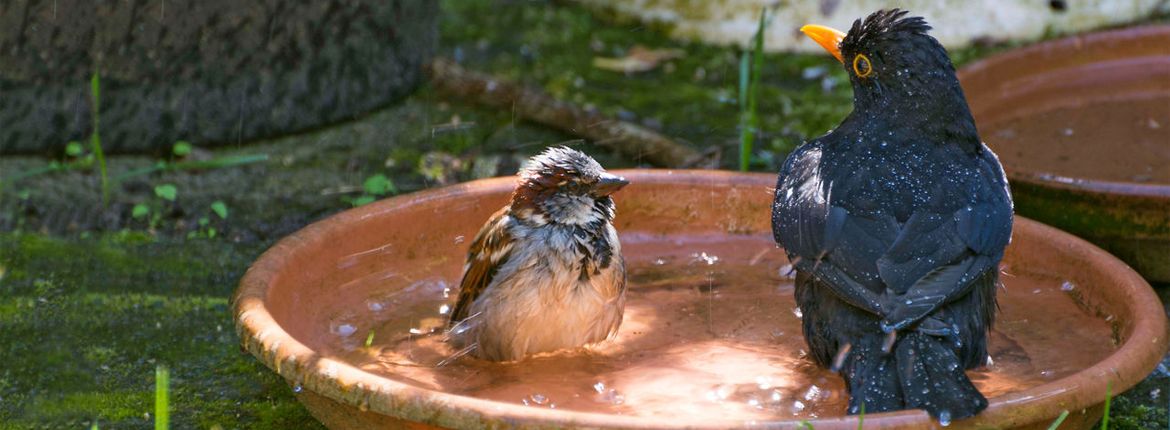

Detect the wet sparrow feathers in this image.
[447,146,629,361]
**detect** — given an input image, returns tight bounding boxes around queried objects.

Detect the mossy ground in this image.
[0,0,1165,428]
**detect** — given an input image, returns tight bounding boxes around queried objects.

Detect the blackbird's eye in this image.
[853,54,873,78]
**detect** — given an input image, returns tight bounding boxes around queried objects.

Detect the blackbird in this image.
[772,9,1013,421]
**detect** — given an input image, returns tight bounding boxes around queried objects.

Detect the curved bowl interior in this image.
[234,170,1167,430]
[958,25,1170,281]
[959,25,1170,196]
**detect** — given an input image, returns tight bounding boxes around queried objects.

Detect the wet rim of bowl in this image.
[233,170,1168,429]
[958,25,1170,200]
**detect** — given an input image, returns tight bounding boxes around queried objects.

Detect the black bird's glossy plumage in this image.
[773,9,1013,421]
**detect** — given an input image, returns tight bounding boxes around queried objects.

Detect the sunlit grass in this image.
[155,365,170,430]
[1048,410,1070,429]
[738,9,768,171]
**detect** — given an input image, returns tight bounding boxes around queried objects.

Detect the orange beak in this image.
[800,24,846,63]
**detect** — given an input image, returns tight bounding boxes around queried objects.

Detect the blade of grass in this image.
[739,8,767,171]
[171,153,269,170]
[155,365,169,430]
[1100,382,1111,430]
[737,53,751,171]
[91,72,109,207]
[2,164,63,185]
[115,154,269,182]
[857,402,864,430]
[1047,410,1070,430]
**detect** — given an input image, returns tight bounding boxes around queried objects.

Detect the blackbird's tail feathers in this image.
[896,332,988,421]
[842,335,903,414]
[842,331,987,421]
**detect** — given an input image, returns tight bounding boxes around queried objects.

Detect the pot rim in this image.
[958,25,1170,200]
[233,169,1168,429]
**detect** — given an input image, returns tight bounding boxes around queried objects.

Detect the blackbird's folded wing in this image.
[449,209,515,325]
[774,146,890,315]
[876,199,1012,331]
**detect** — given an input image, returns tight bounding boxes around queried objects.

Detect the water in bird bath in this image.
[312,233,1117,421]
[985,96,1170,185]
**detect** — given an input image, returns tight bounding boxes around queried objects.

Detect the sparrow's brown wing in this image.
[449,208,515,325]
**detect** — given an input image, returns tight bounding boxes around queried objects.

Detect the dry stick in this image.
[426,58,718,169]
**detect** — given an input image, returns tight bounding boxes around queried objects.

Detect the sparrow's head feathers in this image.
[511,146,628,225]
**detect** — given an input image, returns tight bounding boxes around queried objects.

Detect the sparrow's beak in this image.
[800,24,846,63]
[591,173,629,197]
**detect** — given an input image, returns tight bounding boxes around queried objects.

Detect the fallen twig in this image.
[426,58,718,168]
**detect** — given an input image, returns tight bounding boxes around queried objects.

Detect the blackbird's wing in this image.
[448,208,515,325]
[876,148,1013,331]
[773,144,890,315]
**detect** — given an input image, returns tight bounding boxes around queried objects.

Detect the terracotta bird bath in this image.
[959,26,1170,282]
[234,170,1167,429]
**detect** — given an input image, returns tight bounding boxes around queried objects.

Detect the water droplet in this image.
[938,410,952,426]
[367,301,385,312]
[792,400,806,411]
[1060,281,1075,291]
[1062,128,1074,136]
[778,264,796,279]
[715,384,734,400]
[792,307,803,318]
[771,390,782,401]
[803,385,823,401]
[530,393,548,405]
[593,382,606,393]
[332,323,357,337]
[756,376,773,390]
[454,235,465,244]
[1040,370,1054,378]
[653,258,667,266]
[293,384,303,393]
[692,252,719,265]
[438,304,451,315]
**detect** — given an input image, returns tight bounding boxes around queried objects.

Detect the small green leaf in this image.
[207,228,216,238]
[210,201,228,219]
[365,329,375,347]
[172,141,192,157]
[154,184,177,201]
[352,195,376,207]
[132,204,150,218]
[362,174,397,196]
[65,141,84,157]
[198,217,209,227]
[17,189,31,200]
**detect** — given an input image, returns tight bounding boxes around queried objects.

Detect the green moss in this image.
[0,233,321,429]
[439,0,852,170]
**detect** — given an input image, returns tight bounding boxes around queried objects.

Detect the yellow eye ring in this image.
[853,54,873,78]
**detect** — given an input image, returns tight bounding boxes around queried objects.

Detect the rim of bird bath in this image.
[958,25,1170,200]
[234,170,1168,429]
[958,25,1170,282]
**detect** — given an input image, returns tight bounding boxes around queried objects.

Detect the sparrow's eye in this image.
[853,54,873,78]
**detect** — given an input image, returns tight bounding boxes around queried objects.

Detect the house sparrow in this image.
[447,146,629,362]
[773,10,1013,421]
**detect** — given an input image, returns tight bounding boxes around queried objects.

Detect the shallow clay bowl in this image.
[234,170,1167,429]
[958,26,1170,282]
